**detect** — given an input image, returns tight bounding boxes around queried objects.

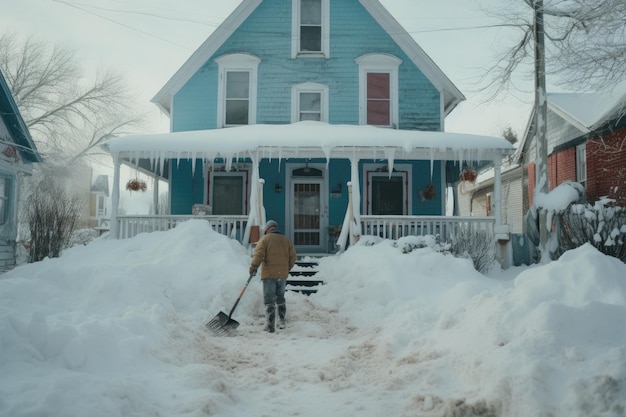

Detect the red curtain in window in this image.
[367,73,390,126]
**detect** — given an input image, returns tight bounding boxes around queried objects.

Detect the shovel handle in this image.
[228,273,255,319]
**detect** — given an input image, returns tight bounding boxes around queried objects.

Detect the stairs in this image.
[287,259,324,295]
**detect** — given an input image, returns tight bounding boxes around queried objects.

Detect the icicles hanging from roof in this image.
[384,148,395,178]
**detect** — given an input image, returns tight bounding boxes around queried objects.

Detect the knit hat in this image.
[263,220,278,233]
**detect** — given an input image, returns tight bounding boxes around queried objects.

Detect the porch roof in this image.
[105,122,515,164]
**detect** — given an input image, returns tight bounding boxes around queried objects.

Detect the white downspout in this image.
[110,154,121,239]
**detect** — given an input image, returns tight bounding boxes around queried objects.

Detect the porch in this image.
[113,214,496,253]
[104,122,514,258]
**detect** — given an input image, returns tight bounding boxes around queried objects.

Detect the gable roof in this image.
[152,0,464,117]
[515,82,626,162]
[0,70,42,164]
[91,175,110,195]
[549,82,626,131]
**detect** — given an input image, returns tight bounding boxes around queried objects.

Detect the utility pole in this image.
[533,0,550,256]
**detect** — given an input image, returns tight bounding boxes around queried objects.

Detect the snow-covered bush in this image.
[448,227,495,273]
[555,198,626,262]
[68,228,99,247]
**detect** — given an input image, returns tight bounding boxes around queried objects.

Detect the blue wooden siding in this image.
[172,0,441,129]
[260,159,287,222]
[170,159,205,214]
[168,0,446,217]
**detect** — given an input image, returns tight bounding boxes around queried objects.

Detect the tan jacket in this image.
[250,231,296,279]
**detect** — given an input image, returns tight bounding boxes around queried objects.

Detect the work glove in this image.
[249,267,257,276]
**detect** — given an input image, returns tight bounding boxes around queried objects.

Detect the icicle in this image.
[429,148,435,181]
[385,148,395,178]
[322,144,333,169]
[191,151,198,174]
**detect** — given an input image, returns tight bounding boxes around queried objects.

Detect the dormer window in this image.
[292,0,330,58]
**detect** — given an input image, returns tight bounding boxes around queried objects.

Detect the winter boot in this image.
[277,303,286,329]
[264,304,276,333]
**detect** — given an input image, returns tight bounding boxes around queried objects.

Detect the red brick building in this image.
[519,87,626,211]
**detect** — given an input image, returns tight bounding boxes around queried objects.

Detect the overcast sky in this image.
[3,0,539,140]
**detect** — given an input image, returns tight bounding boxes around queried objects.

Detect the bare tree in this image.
[1,31,145,261]
[482,0,626,94]
[0,32,144,163]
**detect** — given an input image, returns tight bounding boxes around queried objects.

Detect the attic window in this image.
[292,0,329,58]
[291,82,329,122]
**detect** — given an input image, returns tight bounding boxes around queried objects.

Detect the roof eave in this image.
[150,0,263,117]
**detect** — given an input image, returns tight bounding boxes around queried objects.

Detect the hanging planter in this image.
[421,184,436,200]
[460,168,478,183]
[126,178,147,192]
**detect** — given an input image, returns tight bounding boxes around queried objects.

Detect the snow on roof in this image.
[105,122,515,165]
[548,81,626,130]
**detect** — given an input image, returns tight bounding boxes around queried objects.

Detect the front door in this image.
[288,164,326,253]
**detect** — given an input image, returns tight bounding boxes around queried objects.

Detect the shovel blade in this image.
[205,311,240,336]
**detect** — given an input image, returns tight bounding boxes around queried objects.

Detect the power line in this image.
[50,0,196,50]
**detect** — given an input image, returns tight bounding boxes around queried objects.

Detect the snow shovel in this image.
[205,273,255,336]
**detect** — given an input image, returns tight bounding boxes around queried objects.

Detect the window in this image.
[225,71,250,125]
[371,175,404,215]
[0,176,10,225]
[215,53,261,128]
[365,164,411,215]
[291,82,328,122]
[576,143,587,183]
[210,172,247,215]
[292,0,330,58]
[486,192,494,216]
[356,54,402,127]
[366,73,390,126]
[96,195,106,217]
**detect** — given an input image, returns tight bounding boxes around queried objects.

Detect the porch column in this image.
[349,155,362,240]
[337,155,362,251]
[242,153,261,244]
[110,154,121,239]
[152,177,159,215]
[493,159,503,227]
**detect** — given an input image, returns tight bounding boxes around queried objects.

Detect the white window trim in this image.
[291,82,329,123]
[355,53,402,128]
[209,170,249,215]
[215,53,261,128]
[291,0,330,59]
[363,163,412,215]
[576,143,587,183]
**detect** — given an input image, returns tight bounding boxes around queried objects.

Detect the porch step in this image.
[287,259,324,295]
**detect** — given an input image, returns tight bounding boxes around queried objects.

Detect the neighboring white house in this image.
[457,160,524,234]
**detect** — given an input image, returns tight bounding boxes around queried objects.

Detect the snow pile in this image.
[1,219,625,416]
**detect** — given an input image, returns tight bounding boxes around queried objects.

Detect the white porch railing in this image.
[116,215,248,240]
[114,214,496,246]
[359,215,496,242]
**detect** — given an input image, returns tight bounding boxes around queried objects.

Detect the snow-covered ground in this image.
[1,220,625,417]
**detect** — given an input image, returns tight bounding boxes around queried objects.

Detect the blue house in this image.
[0,70,43,269]
[106,0,514,254]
